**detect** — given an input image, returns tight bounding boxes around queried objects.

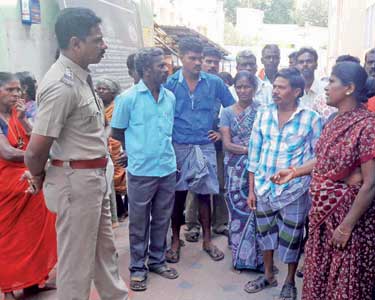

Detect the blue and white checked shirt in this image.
[247,102,323,209]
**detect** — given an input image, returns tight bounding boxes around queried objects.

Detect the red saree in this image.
[0,110,57,292]
[302,106,375,300]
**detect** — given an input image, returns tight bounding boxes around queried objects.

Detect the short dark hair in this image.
[233,70,258,91]
[365,48,375,62]
[288,51,298,60]
[0,72,17,88]
[178,37,203,56]
[218,71,234,86]
[332,62,369,103]
[336,55,360,64]
[203,47,222,59]
[262,44,280,57]
[296,47,318,62]
[15,71,36,99]
[126,53,136,72]
[275,68,305,98]
[135,47,164,78]
[55,7,102,50]
[236,50,256,64]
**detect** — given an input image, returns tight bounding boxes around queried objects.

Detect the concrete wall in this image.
[0,0,153,80]
[0,0,59,80]
[328,0,375,69]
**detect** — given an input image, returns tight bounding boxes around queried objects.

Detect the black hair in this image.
[126,53,136,71]
[0,72,17,88]
[203,47,222,59]
[336,54,360,64]
[288,51,298,59]
[296,47,318,62]
[262,44,280,56]
[275,68,305,98]
[218,71,234,86]
[332,62,370,103]
[15,71,36,100]
[233,70,258,90]
[134,47,164,78]
[55,7,102,50]
[178,37,203,56]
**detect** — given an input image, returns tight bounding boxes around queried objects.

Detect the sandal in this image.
[203,244,224,261]
[130,277,147,292]
[166,239,185,263]
[244,275,278,293]
[149,265,179,279]
[279,283,297,300]
[185,231,200,242]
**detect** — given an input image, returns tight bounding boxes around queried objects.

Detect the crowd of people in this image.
[0,6,375,300]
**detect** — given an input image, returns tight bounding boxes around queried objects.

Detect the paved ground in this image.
[7,220,302,300]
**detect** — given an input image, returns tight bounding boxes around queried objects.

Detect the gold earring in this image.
[346,92,351,95]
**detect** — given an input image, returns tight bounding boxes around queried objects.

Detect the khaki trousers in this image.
[43,165,128,300]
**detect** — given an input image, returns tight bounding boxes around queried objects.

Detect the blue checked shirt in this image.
[247,102,323,209]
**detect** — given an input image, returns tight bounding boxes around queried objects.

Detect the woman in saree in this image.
[272,62,375,299]
[0,72,57,300]
[219,70,263,270]
[96,78,127,226]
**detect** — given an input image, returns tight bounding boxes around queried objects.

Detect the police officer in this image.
[25,8,128,300]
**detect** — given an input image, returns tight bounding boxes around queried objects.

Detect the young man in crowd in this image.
[258,44,281,84]
[296,47,336,121]
[245,68,322,300]
[230,49,273,106]
[164,37,235,263]
[184,46,229,243]
[111,47,179,291]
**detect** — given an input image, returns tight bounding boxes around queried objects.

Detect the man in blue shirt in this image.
[164,37,235,263]
[111,48,178,292]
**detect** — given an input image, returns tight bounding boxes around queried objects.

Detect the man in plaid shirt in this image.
[244,68,322,300]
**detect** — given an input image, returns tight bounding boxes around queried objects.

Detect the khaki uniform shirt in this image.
[33,54,108,160]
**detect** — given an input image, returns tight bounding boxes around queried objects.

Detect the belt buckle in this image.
[62,161,71,168]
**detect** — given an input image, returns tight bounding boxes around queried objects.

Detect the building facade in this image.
[328,0,375,68]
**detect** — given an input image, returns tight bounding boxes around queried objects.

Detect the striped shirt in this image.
[247,102,323,209]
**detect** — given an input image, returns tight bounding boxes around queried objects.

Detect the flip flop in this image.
[244,275,278,293]
[149,265,179,279]
[166,239,185,263]
[130,276,147,292]
[184,231,200,242]
[203,244,224,261]
[279,283,297,300]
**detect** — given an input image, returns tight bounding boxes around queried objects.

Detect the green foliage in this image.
[296,0,328,27]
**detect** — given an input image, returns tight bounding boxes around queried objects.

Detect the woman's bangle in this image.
[288,166,297,179]
[337,226,351,236]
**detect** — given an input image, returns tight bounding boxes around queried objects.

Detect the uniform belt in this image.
[51,157,108,169]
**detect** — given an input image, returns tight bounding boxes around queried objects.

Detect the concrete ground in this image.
[6,220,302,300]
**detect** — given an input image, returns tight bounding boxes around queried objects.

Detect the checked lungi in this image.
[255,192,310,264]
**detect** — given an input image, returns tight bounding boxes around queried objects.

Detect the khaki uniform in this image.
[33,54,128,300]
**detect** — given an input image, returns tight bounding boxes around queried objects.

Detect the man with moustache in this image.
[165,37,234,263]
[230,50,273,106]
[296,47,335,121]
[111,47,178,291]
[258,44,281,84]
[24,7,128,300]
[245,68,322,300]
[184,46,229,243]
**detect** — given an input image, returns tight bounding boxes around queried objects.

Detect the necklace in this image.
[0,111,25,149]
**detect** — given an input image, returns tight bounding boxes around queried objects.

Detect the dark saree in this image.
[302,106,375,300]
[224,104,263,270]
[0,110,57,292]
